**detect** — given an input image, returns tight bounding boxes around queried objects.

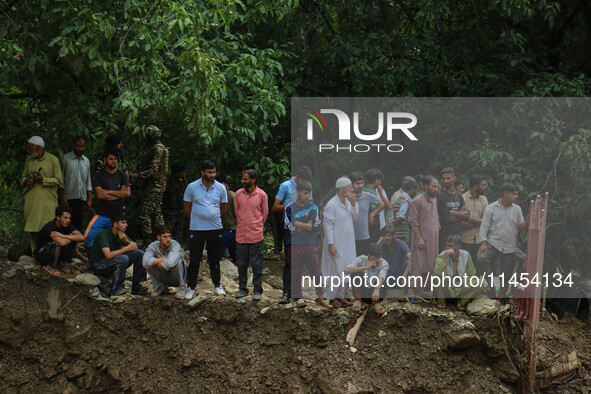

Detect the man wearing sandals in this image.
[321,177,358,308]
[433,234,485,310]
[35,205,83,276]
[344,243,388,315]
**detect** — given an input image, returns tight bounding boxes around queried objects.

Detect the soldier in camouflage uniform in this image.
[137,126,168,241]
[94,133,131,176]
[162,163,187,241]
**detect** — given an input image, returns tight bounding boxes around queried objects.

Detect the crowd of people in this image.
[21,132,529,313]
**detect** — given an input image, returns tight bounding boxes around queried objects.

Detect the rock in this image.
[284,303,295,309]
[3,269,16,279]
[188,294,208,308]
[444,320,481,349]
[66,325,92,346]
[64,364,86,381]
[466,297,501,316]
[18,255,36,268]
[378,330,386,338]
[75,273,101,286]
[350,347,357,353]
[260,307,270,315]
[8,242,30,261]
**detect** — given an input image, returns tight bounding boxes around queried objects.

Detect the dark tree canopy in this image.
[1,0,590,274]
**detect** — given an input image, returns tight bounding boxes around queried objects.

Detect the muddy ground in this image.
[0,257,589,393]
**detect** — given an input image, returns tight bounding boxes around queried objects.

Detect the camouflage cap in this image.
[146,125,162,138]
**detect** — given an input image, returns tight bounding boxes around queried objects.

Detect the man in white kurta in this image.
[321,177,359,307]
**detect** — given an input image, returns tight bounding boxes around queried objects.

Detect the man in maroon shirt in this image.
[234,169,269,300]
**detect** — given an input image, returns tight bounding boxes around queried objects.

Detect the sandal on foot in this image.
[436,302,447,309]
[373,302,385,315]
[351,300,364,313]
[57,263,72,274]
[43,265,61,277]
[337,298,352,307]
[456,303,465,311]
[408,296,419,304]
[329,299,342,308]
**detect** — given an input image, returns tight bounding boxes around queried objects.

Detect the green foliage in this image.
[1,0,591,274]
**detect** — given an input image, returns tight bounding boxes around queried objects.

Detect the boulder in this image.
[17,255,36,268]
[444,318,481,349]
[8,242,30,261]
[466,297,501,316]
[75,273,101,286]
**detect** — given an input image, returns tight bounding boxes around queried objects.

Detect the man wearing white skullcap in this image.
[320,177,359,308]
[22,136,62,254]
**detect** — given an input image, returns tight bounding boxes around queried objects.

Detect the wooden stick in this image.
[347,307,369,345]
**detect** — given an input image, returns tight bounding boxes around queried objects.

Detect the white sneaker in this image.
[175,286,187,300]
[213,286,226,296]
[184,288,195,300]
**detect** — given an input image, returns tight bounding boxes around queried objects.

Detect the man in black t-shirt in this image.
[35,205,84,277]
[437,167,470,252]
[84,149,131,253]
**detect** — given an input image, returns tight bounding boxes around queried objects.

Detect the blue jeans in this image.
[93,250,146,293]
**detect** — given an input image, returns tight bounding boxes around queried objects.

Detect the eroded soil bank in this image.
[0,259,589,393]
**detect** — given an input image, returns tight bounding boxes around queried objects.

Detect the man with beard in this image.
[84,149,131,257]
[350,171,383,257]
[21,136,62,253]
[234,169,268,300]
[183,160,228,299]
[407,176,440,303]
[321,177,358,308]
[136,125,168,242]
[433,234,485,310]
[477,183,529,298]
[59,136,92,259]
[35,205,83,276]
[461,175,488,263]
[437,167,469,252]
[94,133,131,176]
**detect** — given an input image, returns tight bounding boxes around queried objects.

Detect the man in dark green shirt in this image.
[91,214,147,296]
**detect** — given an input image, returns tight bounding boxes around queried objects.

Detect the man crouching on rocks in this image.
[142,225,188,298]
[344,243,388,315]
[35,205,84,276]
[90,214,148,296]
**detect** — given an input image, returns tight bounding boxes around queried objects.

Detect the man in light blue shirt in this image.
[183,160,228,299]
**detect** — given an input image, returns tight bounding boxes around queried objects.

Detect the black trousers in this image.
[35,242,74,266]
[187,229,222,289]
[67,199,85,233]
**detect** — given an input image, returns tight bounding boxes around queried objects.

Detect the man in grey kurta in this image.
[408,176,440,298]
[21,136,62,253]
